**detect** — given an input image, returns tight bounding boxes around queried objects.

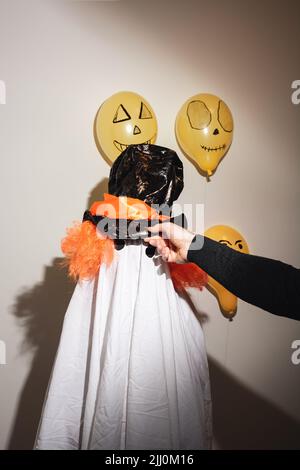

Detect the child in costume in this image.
[34,144,212,450]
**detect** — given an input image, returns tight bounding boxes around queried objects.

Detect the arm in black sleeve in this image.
[187,235,300,321]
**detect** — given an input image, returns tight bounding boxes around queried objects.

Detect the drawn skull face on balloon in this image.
[175,93,234,177]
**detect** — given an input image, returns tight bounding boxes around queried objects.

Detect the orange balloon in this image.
[94,91,157,164]
[175,93,233,177]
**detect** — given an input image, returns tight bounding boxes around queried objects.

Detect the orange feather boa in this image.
[61,194,207,292]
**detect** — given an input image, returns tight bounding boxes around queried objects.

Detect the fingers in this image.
[147,221,176,240]
[145,236,179,262]
[145,236,170,260]
[147,221,186,243]
[147,223,164,235]
[145,234,164,244]
[161,245,170,262]
[145,234,166,245]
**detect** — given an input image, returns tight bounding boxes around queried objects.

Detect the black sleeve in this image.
[187,235,300,321]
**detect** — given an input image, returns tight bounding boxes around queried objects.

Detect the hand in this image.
[145,222,195,263]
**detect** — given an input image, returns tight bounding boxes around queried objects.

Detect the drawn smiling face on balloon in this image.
[94,91,157,164]
[204,225,249,319]
[176,93,233,177]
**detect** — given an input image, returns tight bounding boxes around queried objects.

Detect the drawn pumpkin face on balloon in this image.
[94,91,157,164]
[175,93,233,177]
[204,225,249,320]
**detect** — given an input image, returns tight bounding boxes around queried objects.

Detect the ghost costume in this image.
[34,144,212,450]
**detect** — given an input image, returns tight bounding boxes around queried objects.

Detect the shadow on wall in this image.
[86,178,109,211]
[8,179,300,450]
[8,179,109,450]
[8,257,74,450]
[209,357,300,449]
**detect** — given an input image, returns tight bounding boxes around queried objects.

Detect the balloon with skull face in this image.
[94,91,158,164]
[175,93,233,177]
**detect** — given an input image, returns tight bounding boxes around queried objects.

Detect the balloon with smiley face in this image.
[204,225,249,320]
[175,93,233,178]
[94,91,158,164]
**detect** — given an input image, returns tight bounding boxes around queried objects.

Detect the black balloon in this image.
[108,143,184,208]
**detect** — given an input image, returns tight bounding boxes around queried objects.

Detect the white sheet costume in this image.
[34,144,212,450]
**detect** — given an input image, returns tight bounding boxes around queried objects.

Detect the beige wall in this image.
[0,0,299,449]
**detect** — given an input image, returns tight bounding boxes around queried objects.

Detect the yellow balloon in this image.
[204,225,249,320]
[94,91,158,164]
[175,93,233,177]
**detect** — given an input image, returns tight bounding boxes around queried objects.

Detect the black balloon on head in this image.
[108,144,184,209]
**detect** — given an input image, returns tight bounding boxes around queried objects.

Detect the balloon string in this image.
[204,175,230,368]
[224,320,230,368]
[203,173,208,233]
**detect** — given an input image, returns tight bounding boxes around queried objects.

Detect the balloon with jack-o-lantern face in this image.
[94,91,158,164]
[204,225,249,320]
[175,93,233,177]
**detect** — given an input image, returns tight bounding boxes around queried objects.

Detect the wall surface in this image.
[0,0,299,449]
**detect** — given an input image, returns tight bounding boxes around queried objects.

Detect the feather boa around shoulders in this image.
[61,220,114,281]
[61,194,207,292]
